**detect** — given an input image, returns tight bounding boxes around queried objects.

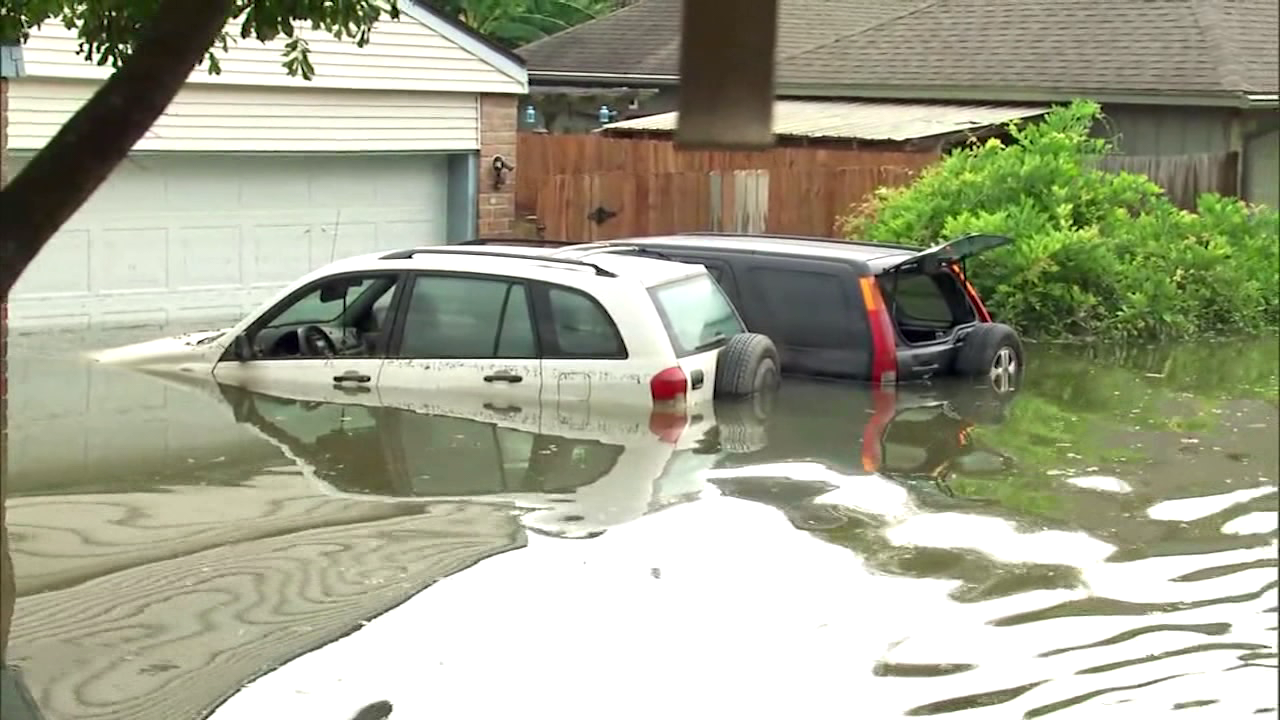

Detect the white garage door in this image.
[7,152,450,331]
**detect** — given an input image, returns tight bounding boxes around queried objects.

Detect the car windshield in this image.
[649,273,745,356]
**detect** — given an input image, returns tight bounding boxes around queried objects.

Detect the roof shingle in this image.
[516,0,1279,98]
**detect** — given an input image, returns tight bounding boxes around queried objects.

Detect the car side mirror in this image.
[232,334,255,361]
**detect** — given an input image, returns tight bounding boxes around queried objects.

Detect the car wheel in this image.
[714,333,781,399]
[953,323,1024,392]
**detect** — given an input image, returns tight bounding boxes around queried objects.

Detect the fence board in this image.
[530,164,923,242]
[1098,152,1238,210]
[517,133,937,213]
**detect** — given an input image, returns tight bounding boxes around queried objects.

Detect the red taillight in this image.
[951,265,992,323]
[860,276,898,386]
[650,366,688,403]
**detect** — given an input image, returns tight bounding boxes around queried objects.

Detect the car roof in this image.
[601,233,920,270]
[317,243,706,288]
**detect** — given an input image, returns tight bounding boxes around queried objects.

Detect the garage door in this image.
[7,152,450,331]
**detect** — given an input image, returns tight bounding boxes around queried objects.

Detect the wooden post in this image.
[676,0,778,150]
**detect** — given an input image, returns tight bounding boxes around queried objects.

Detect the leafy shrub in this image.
[841,100,1280,341]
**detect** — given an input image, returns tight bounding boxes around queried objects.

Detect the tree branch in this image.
[0,0,234,296]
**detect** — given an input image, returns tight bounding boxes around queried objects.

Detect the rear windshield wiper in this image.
[692,335,728,353]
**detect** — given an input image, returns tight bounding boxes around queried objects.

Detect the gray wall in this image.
[1243,128,1279,209]
[1099,104,1279,208]
[1099,105,1237,156]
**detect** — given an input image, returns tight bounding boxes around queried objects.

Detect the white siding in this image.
[8,78,480,152]
[19,14,525,94]
[7,153,450,330]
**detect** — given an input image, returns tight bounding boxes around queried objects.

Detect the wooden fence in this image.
[1099,151,1239,210]
[517,133,935,241]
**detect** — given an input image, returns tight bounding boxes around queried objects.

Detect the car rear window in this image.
[883,271,976,326]
[649,273,745,357]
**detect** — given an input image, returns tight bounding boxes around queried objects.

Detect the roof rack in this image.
[677,231,918,252]
[379,246,617,277]
[458,237,570,248]
[550,243,676,262]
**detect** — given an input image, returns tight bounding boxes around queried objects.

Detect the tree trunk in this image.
[0,0,234,297]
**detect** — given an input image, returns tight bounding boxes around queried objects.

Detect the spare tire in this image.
[953,323,1024,392]
[714,333,781,399]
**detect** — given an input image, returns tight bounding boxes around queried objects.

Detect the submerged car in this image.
[89,244,781,409]
[475,233,1023,387]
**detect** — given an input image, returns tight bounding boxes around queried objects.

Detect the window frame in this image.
[222,270,410,362]
[386,271,543,360]
[530,281,630,360]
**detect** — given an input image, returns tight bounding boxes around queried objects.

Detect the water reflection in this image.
[218,383,730,539]
[3,330,1277,719]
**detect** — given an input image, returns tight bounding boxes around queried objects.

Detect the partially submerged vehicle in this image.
[89,244,781,410]
[473,233,1023,388]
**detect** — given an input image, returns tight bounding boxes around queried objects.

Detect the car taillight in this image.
[951,265,992,323]
[650,365,688,403]
[859,276,898,386]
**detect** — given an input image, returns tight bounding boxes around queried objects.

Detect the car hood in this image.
[88,328,230,373]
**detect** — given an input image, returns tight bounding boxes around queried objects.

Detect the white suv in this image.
[91,244,780,409]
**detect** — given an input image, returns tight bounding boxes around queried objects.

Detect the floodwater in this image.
[1,328,1276,720]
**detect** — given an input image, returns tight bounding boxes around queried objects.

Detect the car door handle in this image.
[483,373,523,383]
[333,372,372,383]
[483,403,522,415]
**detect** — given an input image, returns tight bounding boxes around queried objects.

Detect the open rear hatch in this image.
[880,234,1013,275]
[878,234,1012,346]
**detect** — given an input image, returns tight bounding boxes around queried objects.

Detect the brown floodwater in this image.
[1,327,1276,720]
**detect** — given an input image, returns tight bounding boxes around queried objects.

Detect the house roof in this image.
[600,99,1051,142]
[407,0,527,71]
[517,0,1279,104]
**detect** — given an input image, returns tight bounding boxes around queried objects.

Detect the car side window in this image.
[399,275,536,359]
[265,276,389,329]
[749,267,858,349]
[249,273,401,359]
[545,287,626,359]
[496,283,538,358]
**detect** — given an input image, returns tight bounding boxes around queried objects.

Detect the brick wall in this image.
[477,94,517,236]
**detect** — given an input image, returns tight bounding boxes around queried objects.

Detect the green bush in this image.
[841,100,1280,341]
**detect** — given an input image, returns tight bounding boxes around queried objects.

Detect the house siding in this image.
[1099,105,1237,156]
[7,78,481,153]
[1100,104,1279,207]
[1243,127,1279,208]
[19,17,524,95]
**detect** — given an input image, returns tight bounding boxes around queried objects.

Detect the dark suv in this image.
[547,233,1022,387]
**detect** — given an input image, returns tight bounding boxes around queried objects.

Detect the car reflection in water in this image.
[216,383,743,539]
[215,371,1017,538]
[711,378,1018,526]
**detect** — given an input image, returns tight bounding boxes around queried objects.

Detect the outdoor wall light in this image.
[491,154,515,190]
[524,105,537,124]
[597,104,616,124]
